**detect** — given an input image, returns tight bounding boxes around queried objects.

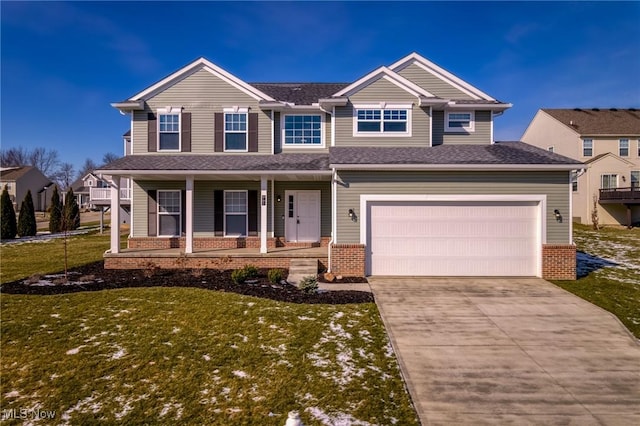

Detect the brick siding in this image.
[330,244,366,277]
[128,237,330,250]
[542,244,576,280]
[105,256,329,271]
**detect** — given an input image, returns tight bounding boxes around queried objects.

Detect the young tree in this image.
[17,190,37,237]
[49,186,63,233]
[1,185,17,239]
[64,187,80,231]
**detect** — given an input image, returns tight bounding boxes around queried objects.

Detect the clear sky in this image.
[2,1,639,173]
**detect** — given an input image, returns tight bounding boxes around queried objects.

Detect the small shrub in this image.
[268,268,285,284]
[243,264,259,279]
[142,261,160,278]
[191,268,204,278]
[298,276,318,294]
[231,268,248,285]
[1,185,17,239]
[17,190,37,237]
[49,186,63,233]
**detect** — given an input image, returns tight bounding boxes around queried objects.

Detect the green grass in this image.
[552,224,640,338]
[0,231,113,284]
[1,288,419,425]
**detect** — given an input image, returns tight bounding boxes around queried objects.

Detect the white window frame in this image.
[352,103,412,137]
[157,107,182,152]
[600,174,618,189]
[547,146,554,153]
[281,113,325,148]
[619,138,629,157]
[223,107,248,152]
[571,170,578,192]
[631,171,639,188]
[582,139,593,157]
[445,111,475,133]
[157,190,181,237]
[223,190,248,237]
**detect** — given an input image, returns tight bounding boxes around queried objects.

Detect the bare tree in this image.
[102,152,120,165]
[57,163,75,189]
[0,146,60,178]
[0,147,29,168]
[76,158,99,180]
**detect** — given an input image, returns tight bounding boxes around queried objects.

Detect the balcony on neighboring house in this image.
[90,187,131,205]
[599,187,640,204]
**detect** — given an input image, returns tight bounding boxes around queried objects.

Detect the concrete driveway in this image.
[369,277,640,425]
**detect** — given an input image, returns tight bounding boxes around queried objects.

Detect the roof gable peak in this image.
[333,66,435,98]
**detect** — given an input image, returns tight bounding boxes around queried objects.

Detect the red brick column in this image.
[542,244,576,280]
[330,244,366,277]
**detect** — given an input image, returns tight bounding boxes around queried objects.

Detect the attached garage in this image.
[364,196,543,276]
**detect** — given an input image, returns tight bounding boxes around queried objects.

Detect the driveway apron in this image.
[369,277,640,425]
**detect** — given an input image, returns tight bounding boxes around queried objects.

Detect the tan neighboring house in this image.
[522,108,640,226]
[0,166,54,212]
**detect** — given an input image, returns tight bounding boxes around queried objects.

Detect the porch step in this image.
[287,258,319,286]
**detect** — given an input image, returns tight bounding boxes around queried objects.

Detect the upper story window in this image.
[445,111,475,132]
[224,108,248,152]
[158,108,181,151]
[283,114,323,146]
[619,138,629,157]
[582,139,593,157]
[353,104,411,137]
[631,171,639,188]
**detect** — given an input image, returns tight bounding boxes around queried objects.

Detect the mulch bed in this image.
[0,262,373,305]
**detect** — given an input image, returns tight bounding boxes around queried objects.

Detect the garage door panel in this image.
[368,201,539,276]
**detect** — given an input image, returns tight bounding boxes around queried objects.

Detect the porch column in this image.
[109,176,120,254]
[185,175,194,253]
[260,176,268,254]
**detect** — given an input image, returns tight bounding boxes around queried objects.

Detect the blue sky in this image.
[2,1,639,173]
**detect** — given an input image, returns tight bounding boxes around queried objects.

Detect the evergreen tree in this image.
[49,186,62,233]
[17,190,37,237]
[64,187,80,231]
[1,184,17,239]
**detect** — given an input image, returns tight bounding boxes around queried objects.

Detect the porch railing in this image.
[90,187,131,201]
[599,186,640,201]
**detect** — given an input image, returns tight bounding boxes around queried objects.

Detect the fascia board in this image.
[333,66,434,98]
[96,169,332,176]
[330,163,583,171]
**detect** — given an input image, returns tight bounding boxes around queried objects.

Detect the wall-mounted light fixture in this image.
[348,208,357,222]
[554,209,563,223]
[276,194,281,203]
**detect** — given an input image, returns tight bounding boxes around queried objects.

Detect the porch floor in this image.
[106,246,328,259]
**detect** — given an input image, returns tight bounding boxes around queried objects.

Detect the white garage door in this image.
[368,201,539,276]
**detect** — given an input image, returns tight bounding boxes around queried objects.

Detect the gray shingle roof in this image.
[542,108,640,135]
[329,143,583,166]
[99,153,330,172]
[249,83,350,105]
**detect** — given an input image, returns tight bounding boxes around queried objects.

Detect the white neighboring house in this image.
[70,172,131,224]
[522,108,640,226]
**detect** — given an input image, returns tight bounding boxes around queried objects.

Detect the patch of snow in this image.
[110,346,126,360]
[66,345,85,355]
[60,393,102,423]
[306,406,377,426]
[50,314,60,318]
[4,390,20,398]
[172,327,181,334]
[203,354,211,361]
[235,333,248,343]
[247,302,255,307]
[163,341,173,346]
[298,315,315,321]
[257,316,265,324]
[232,370,249,378]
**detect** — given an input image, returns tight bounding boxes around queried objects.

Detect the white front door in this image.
[285,190,321,242]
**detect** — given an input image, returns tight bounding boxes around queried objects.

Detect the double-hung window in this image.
[157,190,181,237]
[354,104,411,136]
[224,190,247,237]
[445,111,475,132]
[158,108,180,151]
[283,115,322,146]
[619,139,629,157]
[224,109,248,151]
[582,139,593,157]
[631,171,639,188]
[571,171,578,192]
[601,174,618,189]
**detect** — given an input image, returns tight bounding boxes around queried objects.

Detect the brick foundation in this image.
[105,256,328,271]
[128,237,330,250]
[330,244,366,277]
[542,244,576,280]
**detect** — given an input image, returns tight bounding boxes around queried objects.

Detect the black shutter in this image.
[214,190,224,236]
[181,112,191,152]
[248,190,258,235]
[148,190,157,237]
[214,113,224,152]
[148,113,157,152]
[248,113,258,152]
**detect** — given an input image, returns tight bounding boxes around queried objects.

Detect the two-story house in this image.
[522,108,640,227]
[98,53,582,279]
[0,166,54,212]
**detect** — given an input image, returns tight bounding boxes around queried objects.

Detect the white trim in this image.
[270,110,275,155]
[568,172,573,245]
[100,169,333,177]
[331,106,336,147]
[334,66,435,98]
[270,179,275,238]
[185,176,194,253]
[260,177,268,253]
[359,194,547,277]
[281,112,325,148]
[157,189,182,237]
[223,111,249,153]
[157,107,182,152]
[428,106,433,147]
[330,163,582,171]
[490,113,494,144]
[582,138,593,157]
[445,111,475,133]
[284,190,321,243]
[352,104,413,137]
[110,178,121,254]
[389,52,496,101]
[619,138,630,157]
[130,58,275,102]
[331,170,337,244]
[223,190,248,237]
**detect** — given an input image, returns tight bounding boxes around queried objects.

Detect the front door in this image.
[285,190,321,242]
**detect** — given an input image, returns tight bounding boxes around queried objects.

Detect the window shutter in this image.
[148,113,157,152]
[214,190,224,235]
[248,113,258,152]
[248,190,258,235]
[214,113,224,152]
[148,190,157,237]
[181,112,191,152]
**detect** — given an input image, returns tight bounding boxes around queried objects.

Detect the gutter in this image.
[329,163,583,171]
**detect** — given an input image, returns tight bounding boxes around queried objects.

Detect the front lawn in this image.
[553,224,640,338]
[1,288,418,425]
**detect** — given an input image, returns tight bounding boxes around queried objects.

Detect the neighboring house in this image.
[71,170,131,224]
[71,172,106,210]
[522,108,640,226]
[0,166,53,212]
[98,53,582,279]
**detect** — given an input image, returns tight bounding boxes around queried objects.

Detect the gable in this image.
[397,63,474,100]
[348,77,421,103]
